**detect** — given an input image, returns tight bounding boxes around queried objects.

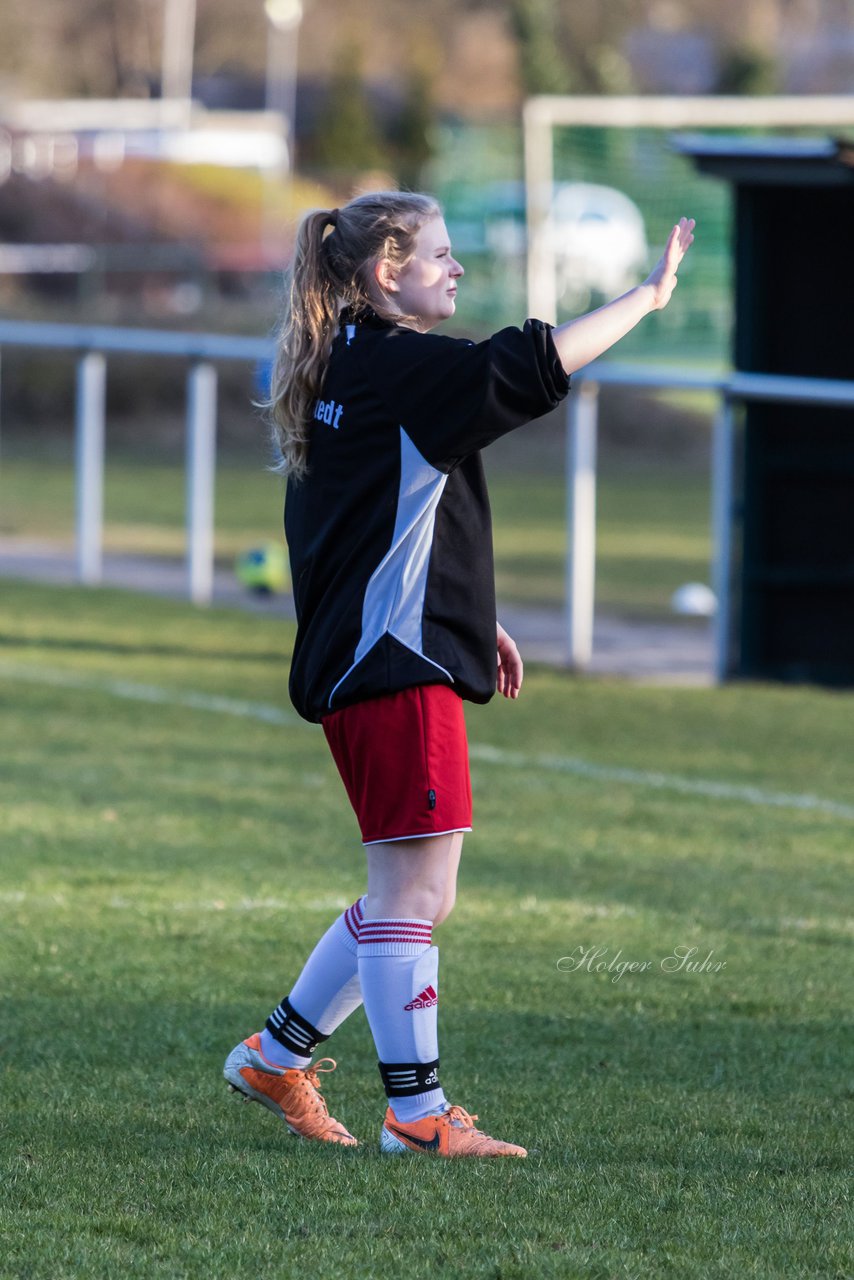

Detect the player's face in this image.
[390,216,464,331]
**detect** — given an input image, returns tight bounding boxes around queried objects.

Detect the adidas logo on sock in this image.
[404,984,438,1011]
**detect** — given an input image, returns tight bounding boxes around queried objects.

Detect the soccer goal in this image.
[521,95,854,677]
[523,94,854,361]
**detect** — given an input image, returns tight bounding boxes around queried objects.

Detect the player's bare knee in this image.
[367,880,446,923]
[433,888,457,927]
[417,882,450,924]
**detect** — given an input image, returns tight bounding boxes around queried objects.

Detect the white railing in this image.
[0,319,273,605]
[568,363,854,681]
[2,321,854,682]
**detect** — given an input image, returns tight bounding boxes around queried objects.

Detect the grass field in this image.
[0,448,711,619]
[1,582,851,1280]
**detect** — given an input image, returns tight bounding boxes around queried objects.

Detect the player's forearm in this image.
[551,283,656,376]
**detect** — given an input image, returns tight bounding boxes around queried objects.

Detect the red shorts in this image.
[322,684,473,845]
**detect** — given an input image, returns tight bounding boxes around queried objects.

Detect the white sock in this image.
[357,917,447,1122]
[260,896,365,1069]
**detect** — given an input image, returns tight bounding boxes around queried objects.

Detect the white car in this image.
[483,181,648,310]
[549,182,648,307]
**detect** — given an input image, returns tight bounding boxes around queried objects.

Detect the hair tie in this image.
[328,208,339,227]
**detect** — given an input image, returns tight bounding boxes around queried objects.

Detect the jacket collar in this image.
[339,303,395,331]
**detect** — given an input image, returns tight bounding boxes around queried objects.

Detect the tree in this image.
[717,45,779,95]
[390,60,437,191]
[312,40,385,177]
[509,0,571,96]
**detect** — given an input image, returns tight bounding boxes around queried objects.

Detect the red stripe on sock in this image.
[345,897,367,937]
[359,927,431,934]
[360,921,431,932]
[359,919,432,949]
[359,938,432,949]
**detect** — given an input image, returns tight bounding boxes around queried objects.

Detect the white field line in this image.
[0,660,299,726]
[468,744,854,821]
[2,660,853,822]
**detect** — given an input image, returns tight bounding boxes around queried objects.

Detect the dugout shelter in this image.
[677,135,854,686]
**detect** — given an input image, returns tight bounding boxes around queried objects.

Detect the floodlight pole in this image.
[265,0,303,177]
[162,0,197,109]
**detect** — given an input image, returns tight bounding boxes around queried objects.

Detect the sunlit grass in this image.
[2,452,712,617]
[1,582,851,1279]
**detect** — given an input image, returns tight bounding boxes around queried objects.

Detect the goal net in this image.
[523,95,854,368]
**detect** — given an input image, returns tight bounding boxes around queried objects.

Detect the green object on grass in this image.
[235,542,289,594]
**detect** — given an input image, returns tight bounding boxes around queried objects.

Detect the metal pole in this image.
[162,0,197,107]
[186,360,217,606]
[711,394,735,683]
[523,100,557,325]
[75,351,106,585]
[566,380,599,669]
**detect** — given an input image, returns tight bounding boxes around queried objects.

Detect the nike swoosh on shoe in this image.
[387,1123,441,1151]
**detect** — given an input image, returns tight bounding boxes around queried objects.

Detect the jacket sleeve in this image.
[359,319,570,472]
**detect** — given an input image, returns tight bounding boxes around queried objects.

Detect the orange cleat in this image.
[224,1033,357,1146]
[380,1104,526,1158]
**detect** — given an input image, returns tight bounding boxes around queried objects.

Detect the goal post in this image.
[523,94,854,325]
[523,95,854,675]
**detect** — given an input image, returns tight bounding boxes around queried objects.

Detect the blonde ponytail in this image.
[266,191,441,480]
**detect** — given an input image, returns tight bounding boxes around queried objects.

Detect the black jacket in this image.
[285,309,570,723]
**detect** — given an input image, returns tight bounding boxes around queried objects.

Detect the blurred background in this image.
[1,0,853,636]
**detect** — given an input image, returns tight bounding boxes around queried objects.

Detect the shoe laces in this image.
[296,1057,337,1116]
[446,1104,480,1130]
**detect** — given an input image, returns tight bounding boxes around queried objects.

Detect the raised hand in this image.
[643,217,696,312]
[551,215,696,373]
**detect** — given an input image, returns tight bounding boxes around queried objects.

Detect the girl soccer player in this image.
[224,192,694,1157]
